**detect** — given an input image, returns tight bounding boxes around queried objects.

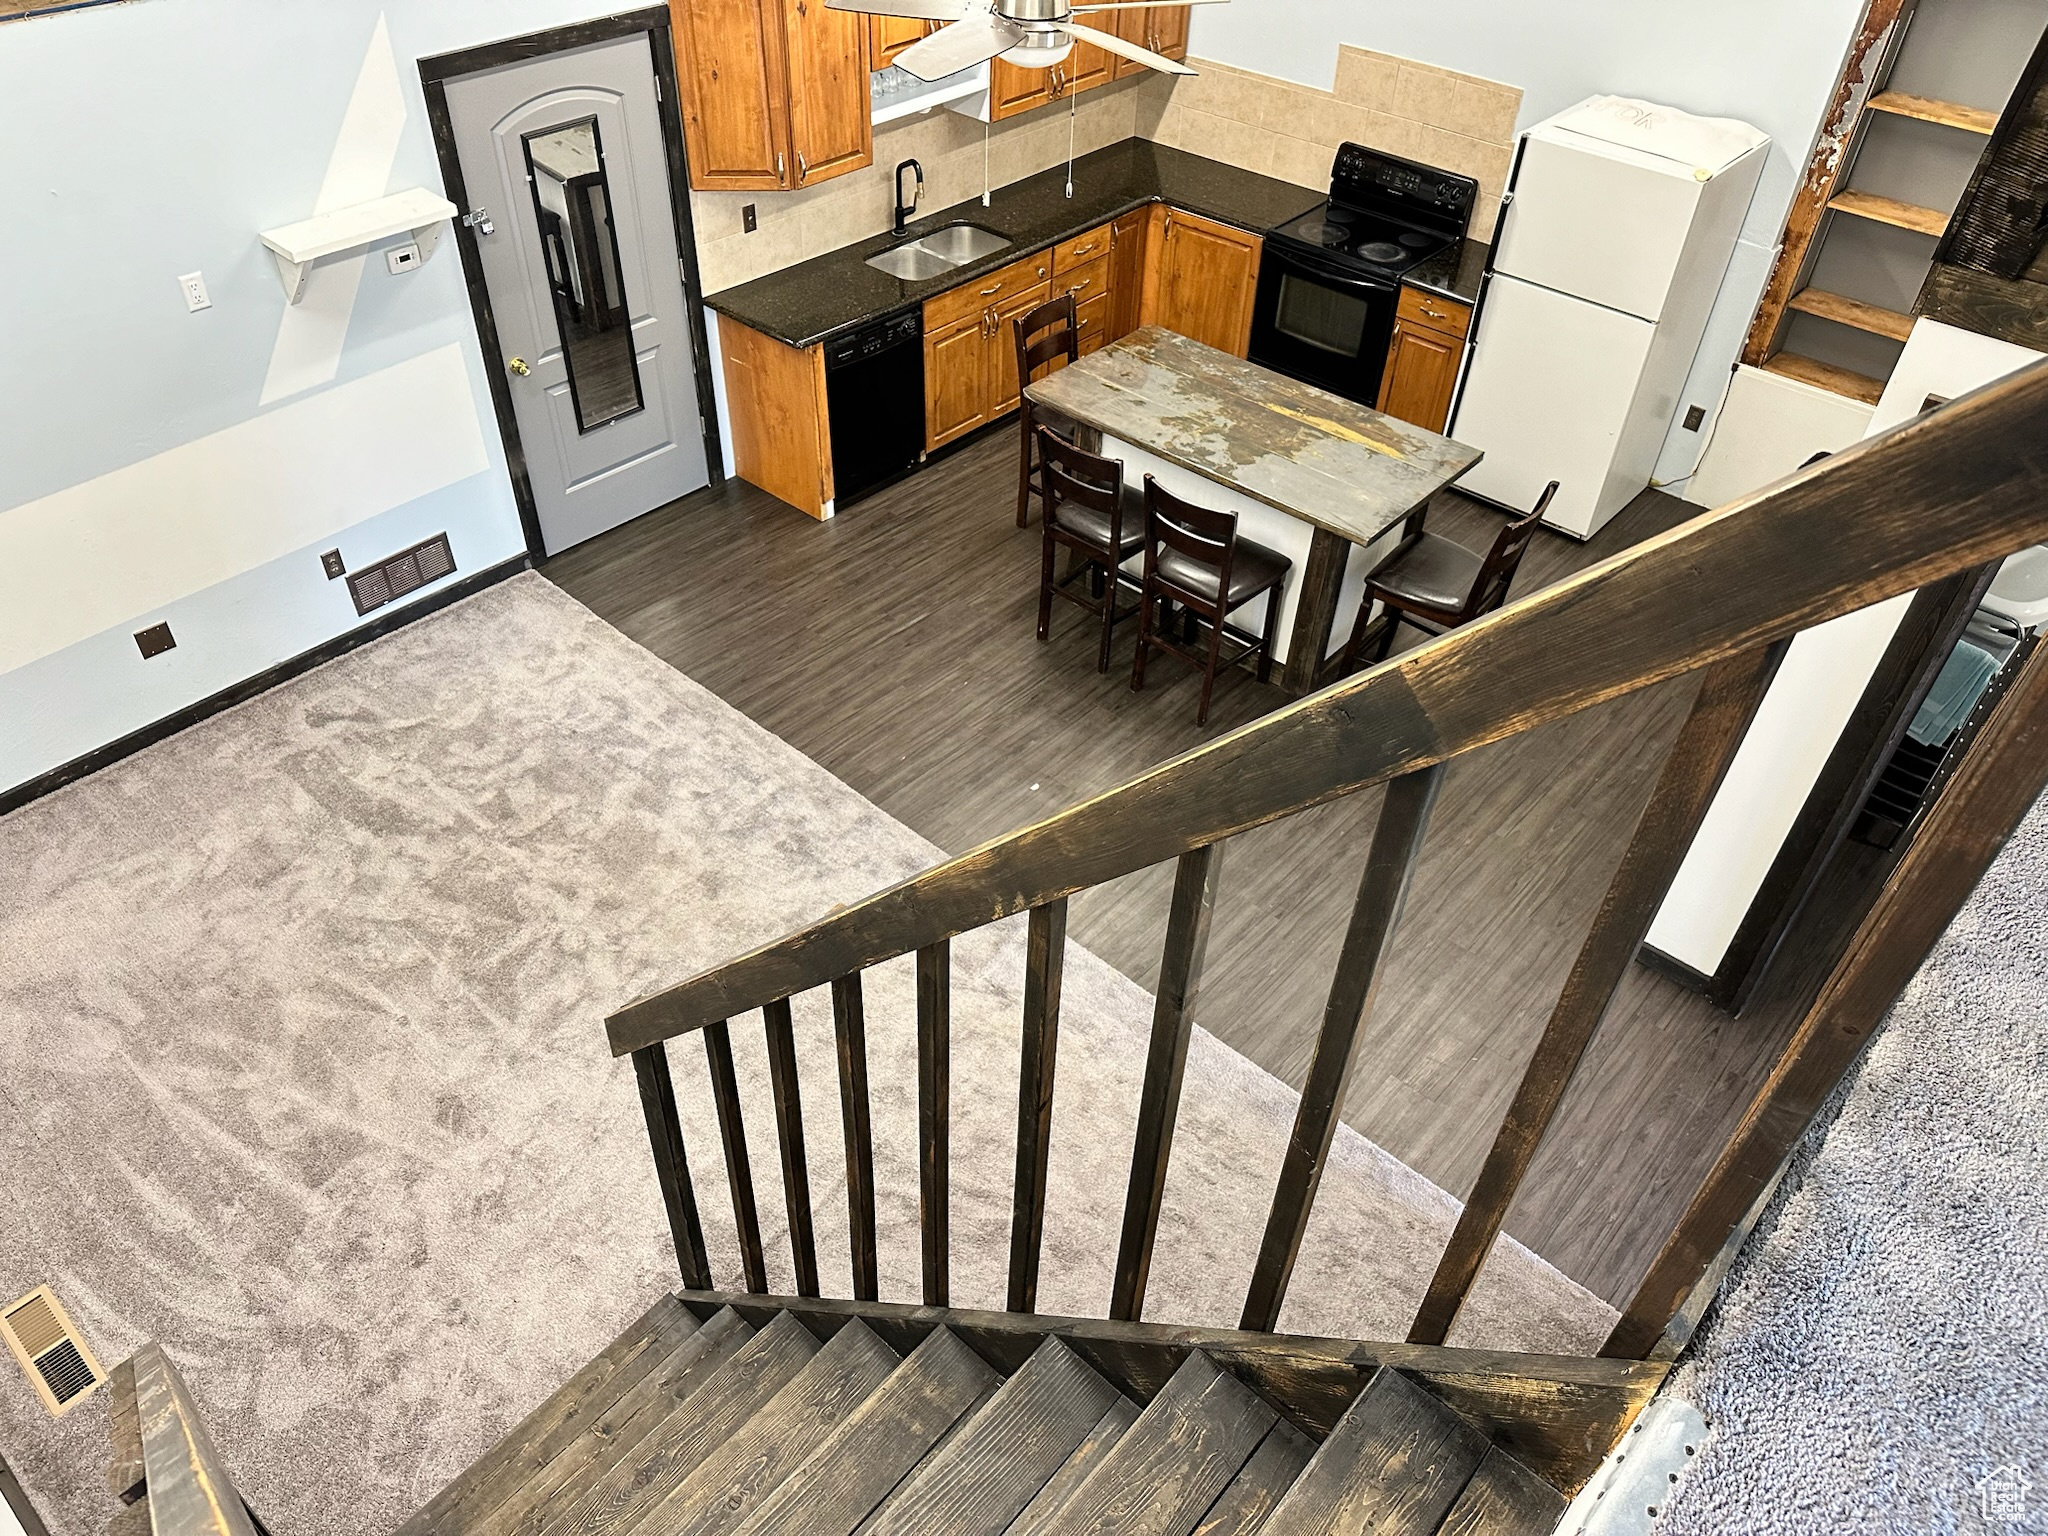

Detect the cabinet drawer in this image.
[1075,291,1112,355]
[1054,224,1113,274]
[923,252,1054,333]
[1056,255,1110,307]
[1398,285,1471,339]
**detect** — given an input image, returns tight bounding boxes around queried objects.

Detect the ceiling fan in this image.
[828,0,1225,82]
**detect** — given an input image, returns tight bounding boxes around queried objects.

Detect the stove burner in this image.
[1355,240,1407,263]
[1398,230,1435,248]
[1294,220,1354,247]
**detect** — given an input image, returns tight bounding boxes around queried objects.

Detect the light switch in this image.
[178,272,211,312]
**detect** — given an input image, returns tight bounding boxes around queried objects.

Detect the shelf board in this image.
[1866,91,1997,134]
[1786,287,1916,342]
[259,187,458,304]
[1827,189,1949,237]
[1761,350,1887,406]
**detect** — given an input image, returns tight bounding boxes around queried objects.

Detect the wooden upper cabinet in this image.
[1112,6,1189,77]
[786,0,874,186]
[671,0,871,192]
[870,14,938,71]
[671,0,790,190]
[1060,34,1115,96]
[1144,207,1262,357]
[989,59,1053,120]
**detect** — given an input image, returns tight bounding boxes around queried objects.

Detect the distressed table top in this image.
[1026,326,1483,545]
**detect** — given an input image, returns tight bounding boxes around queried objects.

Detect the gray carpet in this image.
[0,574,1612,1536]
[1655,790,2048,1534]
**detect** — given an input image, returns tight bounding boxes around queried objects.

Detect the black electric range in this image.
[1250,144,1478,406]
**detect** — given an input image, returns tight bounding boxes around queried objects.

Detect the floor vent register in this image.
[347,532,457,616]
[2,1286,105,1417]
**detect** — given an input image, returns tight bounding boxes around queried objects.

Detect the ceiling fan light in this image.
[999,29,1073,67]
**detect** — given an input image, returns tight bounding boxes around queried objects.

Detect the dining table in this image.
[1024,325,1484,697]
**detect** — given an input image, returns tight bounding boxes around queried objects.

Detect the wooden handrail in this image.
[128,1344,259,1536]
[608,357,2048,1056]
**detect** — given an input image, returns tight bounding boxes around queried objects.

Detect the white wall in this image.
[1189,0,1868,492]
[0,0,632,797]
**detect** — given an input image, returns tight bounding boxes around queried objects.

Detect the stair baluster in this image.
[1111,842,1225,1322]
[633,1042,713,1290]
[761,997,821,1297]
[1008,899,1069,1313]
[1408,644,1782,1344]
[1241,765,1445,1334]
[703,1020,770,1294]
[916,940,951,1306]
[833,972,881,1300]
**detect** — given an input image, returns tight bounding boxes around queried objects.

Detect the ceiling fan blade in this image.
[826,0,972,18]
[1060,21,1197,74]
[895,12,1023,80]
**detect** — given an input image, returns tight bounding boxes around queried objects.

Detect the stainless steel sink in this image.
[865,223,1012,279]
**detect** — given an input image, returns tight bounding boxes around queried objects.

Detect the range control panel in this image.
[1332,142,1479,225]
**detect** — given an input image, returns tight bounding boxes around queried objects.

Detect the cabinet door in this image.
[871,14,937,70]
[989,59,1052,120]
[1060,35,1115,96]
[785,0,873,187]
[670,0,790,191]
[1109,209,1149,341]
[1111,8,1149,79]
[926,314,988,451]
[1376,320,1463,433]
[1150,208,1262,357]
[1150,3,1189,61]
[986,280,1055,418]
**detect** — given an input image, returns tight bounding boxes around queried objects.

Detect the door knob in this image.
[507,357,531,376]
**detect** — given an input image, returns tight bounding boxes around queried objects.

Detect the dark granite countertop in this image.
[1404,235,1490,306]
[705,140,1324,350]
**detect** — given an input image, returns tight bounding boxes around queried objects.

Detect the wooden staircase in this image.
[397,1295,1568,1536]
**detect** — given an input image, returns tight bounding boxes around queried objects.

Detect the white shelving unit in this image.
[260,187,458,304]
[870,62,990,126]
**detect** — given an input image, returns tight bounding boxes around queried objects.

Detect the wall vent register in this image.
[347,533,457,617]
[2,1286,105,1418]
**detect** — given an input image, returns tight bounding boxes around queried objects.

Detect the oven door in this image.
[1248,243,1400,406]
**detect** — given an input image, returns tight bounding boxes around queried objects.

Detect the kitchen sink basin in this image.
[865,223,1012,279]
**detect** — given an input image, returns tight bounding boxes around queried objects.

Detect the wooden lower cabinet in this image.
[720,314,834,518]
[1109,209,1149,342]
[1143,206,1262,358]
[925,314,990,450]
[1376,287,1473,434]
[923,250,1056,451]
[987,279,1055,417]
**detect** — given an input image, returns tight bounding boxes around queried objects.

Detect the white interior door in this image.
[447,35,708,555]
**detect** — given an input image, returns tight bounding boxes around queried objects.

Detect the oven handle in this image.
[1267,244,1400,292]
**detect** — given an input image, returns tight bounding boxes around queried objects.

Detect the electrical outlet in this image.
[178,272,211,312]
[134,623,176,659]
[742,204,758,233]
[1682,404,1706,431]
[386,242,422,275]
[320,549,346,580]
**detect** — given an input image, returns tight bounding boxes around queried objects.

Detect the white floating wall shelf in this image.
[260,188,458,304]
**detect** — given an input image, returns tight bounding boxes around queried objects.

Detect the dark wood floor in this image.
[545,429,1852,1309]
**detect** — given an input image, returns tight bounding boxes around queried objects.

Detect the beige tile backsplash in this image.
[692,44,1521,295]
[1149,47,1520,240]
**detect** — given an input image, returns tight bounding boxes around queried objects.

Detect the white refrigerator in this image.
[1451,97,1769,539]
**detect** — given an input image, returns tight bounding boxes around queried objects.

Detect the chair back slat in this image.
[703,1020,768,1293]
[1008,899,1069,1313]
[832,972,880,1301]
[761,998,821,1297]
[1240,764,1444,1332]
[1039,427,1124,521]
[917,940,952,1307]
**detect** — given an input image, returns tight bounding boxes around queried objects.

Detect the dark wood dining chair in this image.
[1037,426,1146,672]
[1130,477,1291,726]
[1014,294,1079,528]
[1342,480,1559,670]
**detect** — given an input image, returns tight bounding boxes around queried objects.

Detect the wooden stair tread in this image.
[1867,90,1997,134]
[1760,351,1888,406]
[479,1309,755,1536]
[1024,1350,1277,1536]
[1003,1399,1140,1536]
[1786,288,1916,342]
[1827,188,1949,237]
[1437,1446,1569,1536]
[1190,1418,1315,1536]
[534,1310,819,1536]
[850,1377,1002,1536]
[864,1335,1128,1536]
[637,1318,902,1536]
[1262,1368,1490,1535]
[396,1294,693,1536]
[731,1327,1000,1536]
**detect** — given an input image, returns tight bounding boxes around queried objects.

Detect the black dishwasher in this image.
[824,309,925,507]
